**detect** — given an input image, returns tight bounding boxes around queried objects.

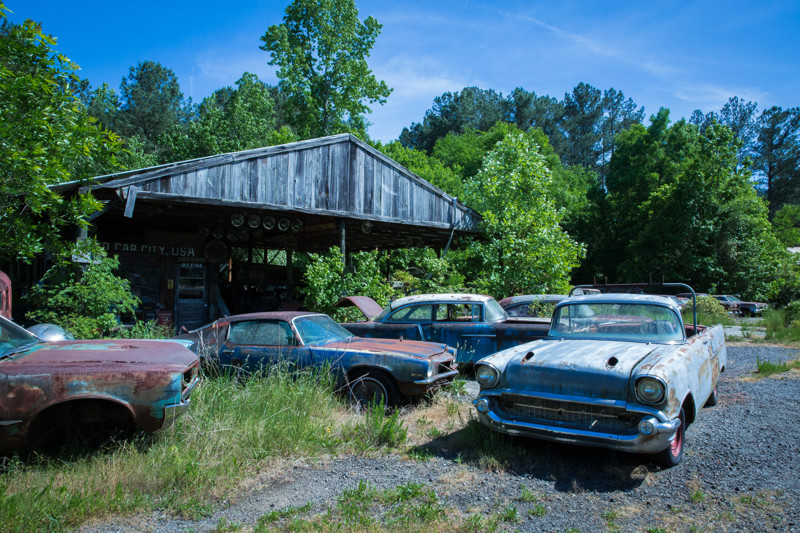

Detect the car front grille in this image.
[498,394,639,433]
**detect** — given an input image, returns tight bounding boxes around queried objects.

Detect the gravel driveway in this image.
[81,345,800,532]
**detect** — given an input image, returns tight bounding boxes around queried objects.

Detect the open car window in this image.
[550,303,684,342]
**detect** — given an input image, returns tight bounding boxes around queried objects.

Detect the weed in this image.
[528,503,547,517]
[647,528,668,533]
[444,376,468,396]
[755,356,800,377]
[407,448,434,462]
[212,516,243,532]
[518,484,539,503]
[498,504,519,523]
[256,502,313,527]
[691,489,706,503]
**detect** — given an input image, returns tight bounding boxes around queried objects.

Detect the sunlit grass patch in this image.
[755,355,800,378]
[0,368,367,532]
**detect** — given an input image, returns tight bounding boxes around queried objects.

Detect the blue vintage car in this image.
[179,311,458,407]
[337,294,550,367]
[473,291,726,466]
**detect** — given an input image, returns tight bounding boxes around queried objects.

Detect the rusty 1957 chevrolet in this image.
[178,311,458,407]
[0,316,200,454]
[473,286,726,466]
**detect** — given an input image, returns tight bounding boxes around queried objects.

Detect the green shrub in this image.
[683,296,730,326]
[302,247,395,321]
[25,241,139,339]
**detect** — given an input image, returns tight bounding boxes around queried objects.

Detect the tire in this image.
[349,370,399,409]
[705,385,719,407]
[29,403,133,456]
[653,408,685,467]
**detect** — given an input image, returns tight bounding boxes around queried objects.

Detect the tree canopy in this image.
[0,11,119,262]
[260,0,391,138]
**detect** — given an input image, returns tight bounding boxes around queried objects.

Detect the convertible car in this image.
[473,289,726,466]
[178,311,458,407]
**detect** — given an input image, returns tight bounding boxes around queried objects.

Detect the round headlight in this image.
[475,364,500,388]
[475,397,489,413]
[636,377,666,404]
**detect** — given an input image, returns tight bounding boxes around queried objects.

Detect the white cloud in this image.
[673,84,769,111]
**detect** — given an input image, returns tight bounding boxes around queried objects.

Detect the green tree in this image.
[260,0,392,138]
[161,72,296,161]
[25,240,140,339]
[0,11,119,262]
[400,87,509,153]
[117,60,189,152]
[302,247,393,320]
[772,204,800,247]
[753,106,800,215]
[598,88,644,184]
[459,132,583,298]
[562,82,603,169]
[375,141,465,198]
[596,109,784,299]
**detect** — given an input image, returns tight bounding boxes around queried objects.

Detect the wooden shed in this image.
[55,134,480,330]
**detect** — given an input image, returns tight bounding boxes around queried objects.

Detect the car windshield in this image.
[726,295,742,302]
[293,314,354,345]
[0,319,39,358]
[550,302,684,342]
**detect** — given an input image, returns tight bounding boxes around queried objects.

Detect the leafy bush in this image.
[682,296,730,326]
[25,241,139,339]
[302,247,394,320]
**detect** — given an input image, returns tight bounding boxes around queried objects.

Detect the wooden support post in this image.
[339,220,346,265]
[286,248,293,292]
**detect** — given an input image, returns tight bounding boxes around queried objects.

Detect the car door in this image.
[419,303,495,364]
[379,303,437,340]
[219,319,305,375]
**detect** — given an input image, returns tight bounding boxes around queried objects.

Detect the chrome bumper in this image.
[162,375,200,429]
[473,393,680,454]
[414,369,459,385]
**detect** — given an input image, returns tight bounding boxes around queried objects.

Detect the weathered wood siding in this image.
[104,135,478,230]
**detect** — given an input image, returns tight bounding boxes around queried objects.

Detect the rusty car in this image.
[472,286,726,466]
[713,295,768,317]
[178,311,458,407]
[336,294,550,368]
[0,315,200,454]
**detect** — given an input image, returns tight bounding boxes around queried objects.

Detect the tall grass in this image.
[0,367,400,532]
[763,308,800,343]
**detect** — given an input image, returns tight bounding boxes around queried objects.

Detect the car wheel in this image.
[705,385,719,407]
[349,371,398,409]
[654,408,685,467]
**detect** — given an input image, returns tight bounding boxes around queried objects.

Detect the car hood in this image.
[497,339,670,401]
[4,339,197,368]
[312,337,451,359]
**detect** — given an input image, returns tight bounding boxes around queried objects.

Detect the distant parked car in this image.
[713,295,768,317]
[497,294,567,318]
[336,294,550,367]
[178,311,458,407]
[0,316,199,454]
[473,288,726,466]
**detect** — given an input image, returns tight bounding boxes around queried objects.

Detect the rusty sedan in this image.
[473,289,726,466]
[179,311,458,407]
[336,294,550,368]
[0,316,200,454]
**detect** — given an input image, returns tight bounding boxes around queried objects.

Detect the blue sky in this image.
[9,1,800,142]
